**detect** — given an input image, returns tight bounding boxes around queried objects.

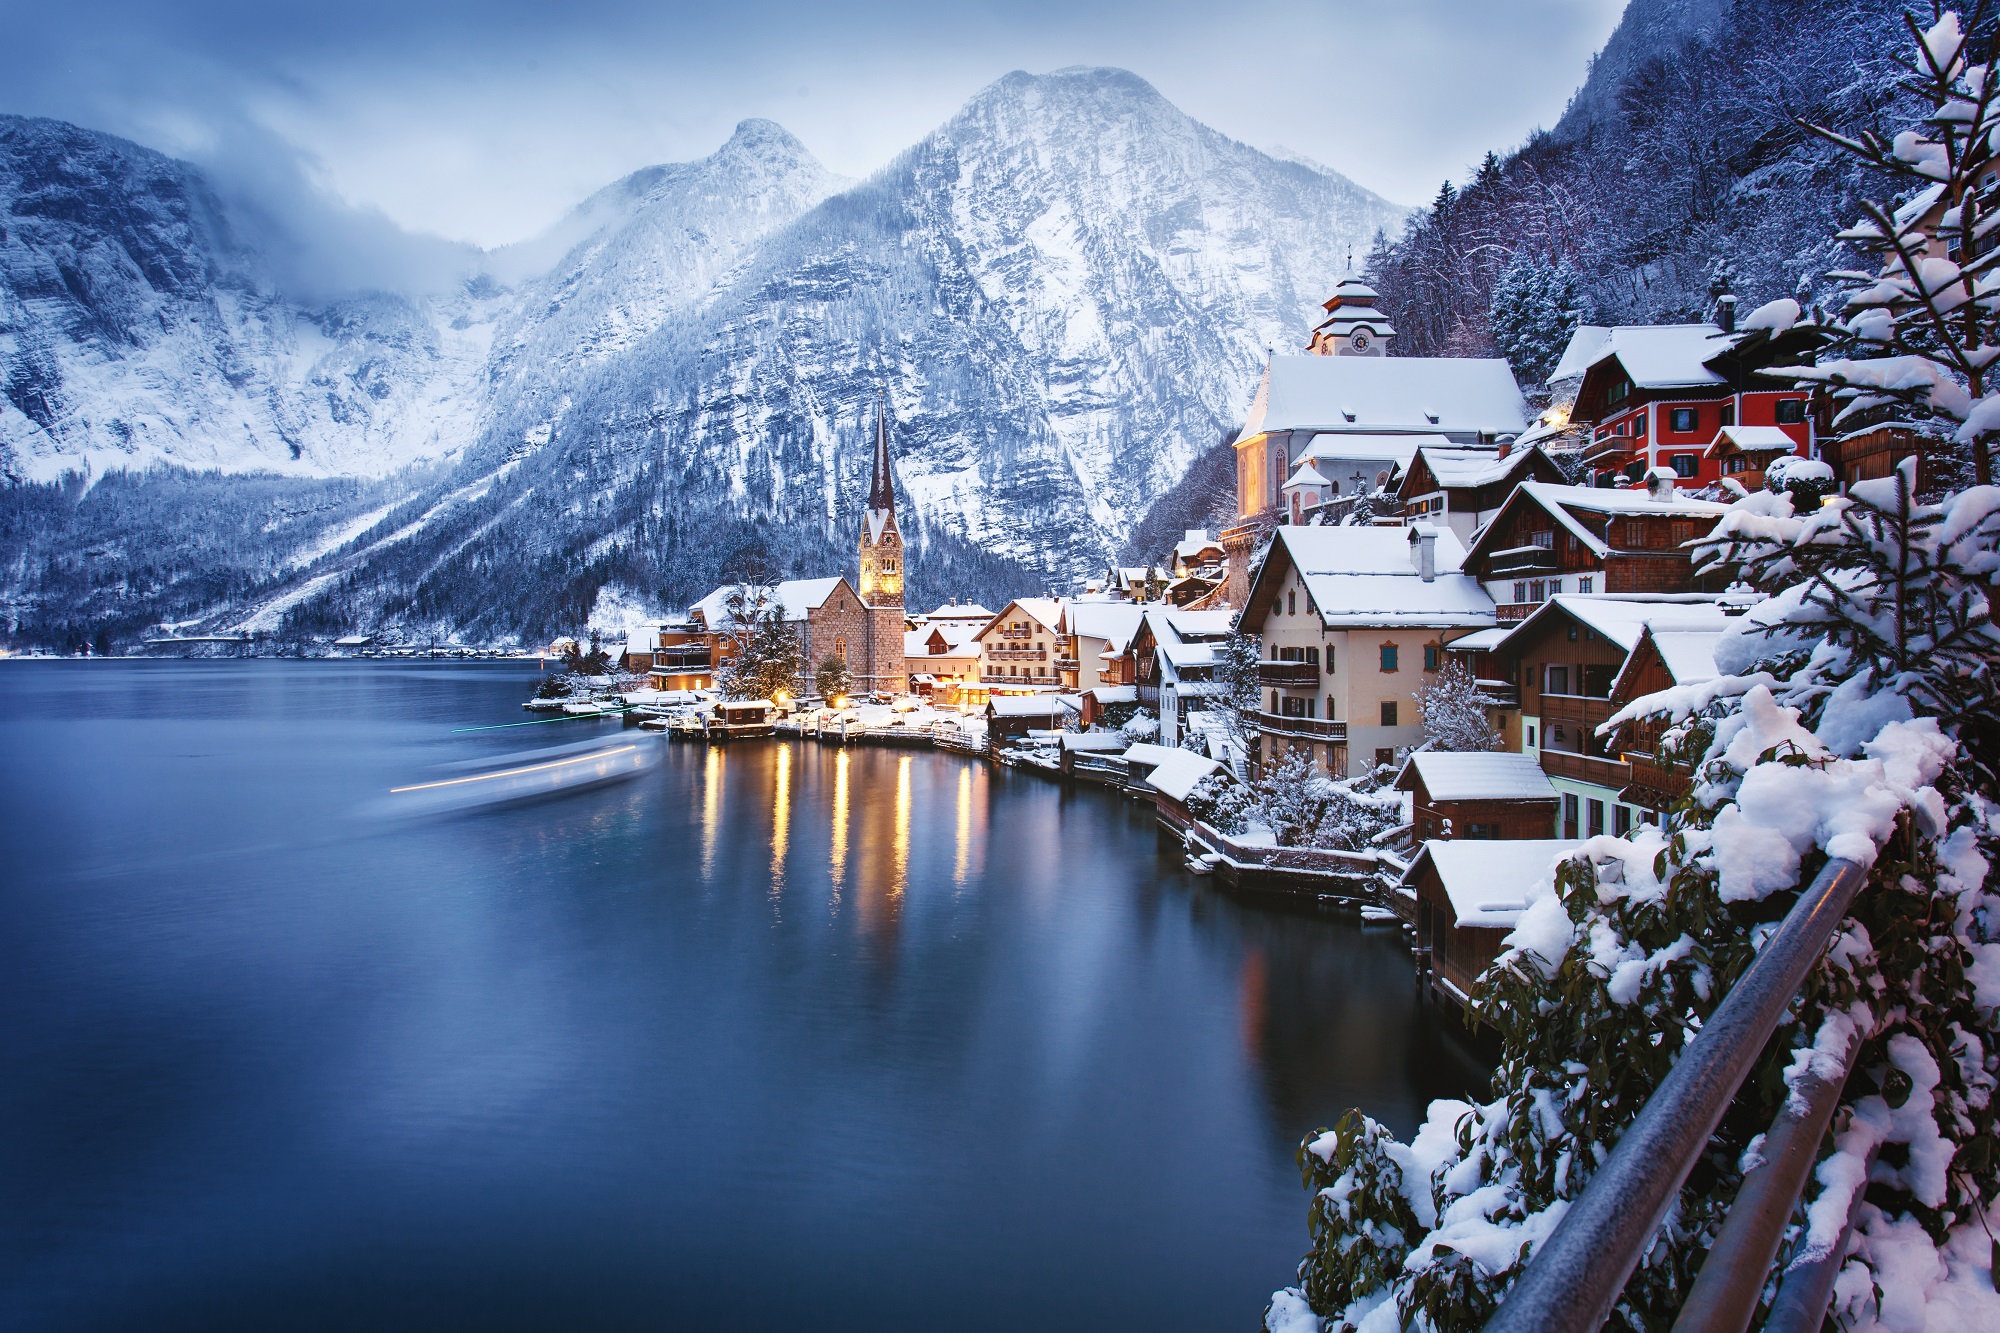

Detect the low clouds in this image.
[1,0,1626,295]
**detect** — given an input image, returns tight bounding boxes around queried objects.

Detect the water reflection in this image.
[955,765,972,888]
[771,742,791,909]
[891,753,911,900]
[701,746,724,878]
[829,748,849,907]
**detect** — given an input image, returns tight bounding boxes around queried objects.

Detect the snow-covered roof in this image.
[929,602,995,620]
[1518,594,1733,654]
[1160,642,1217,669]
[1409,445,1544,490]
[1175,529,1221,558]
[1147,750,1223,803]
[1610,625,1726,699]
[1121,743,1180,768]
[1473,482,1732,562]
[1060,732,1129,752]
[1067,601,1145,652]
[1547,325,1613,385]
[989,695,1070,717]
[1266,525,1496,629]
[984,597,1066,638]
[1088,684,1138,703]
[1707,425,1799,457]
[1285,462,1332,489]
[621,626,660,653]
[1577,324,1733,390]
[1236,355,1529,443]
[1298,432,1447,468]
[1406,839,1576,927]
[1444,626,1513,652]
[690,577,847,627]
[1397,752,1557,803]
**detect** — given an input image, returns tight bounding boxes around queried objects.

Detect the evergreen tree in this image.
[1489,253,1590,387]
[815,654,853,702]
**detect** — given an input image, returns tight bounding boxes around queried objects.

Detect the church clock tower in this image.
[857,399,907,696]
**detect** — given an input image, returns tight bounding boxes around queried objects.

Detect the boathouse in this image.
[1394,751,1559,842]
[1407,839,1573,1007]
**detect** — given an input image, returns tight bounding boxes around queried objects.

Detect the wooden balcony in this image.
[1538,748,1630,789]
[1053,656,1079,671]
[1258,712,1347,741]
[986,647,1047,661]
[1486,544,1557,577]
[1475,680,1520,709]
[1258,660,1320,686]
[1540,692,1615,725]
[1620,754,1691,810]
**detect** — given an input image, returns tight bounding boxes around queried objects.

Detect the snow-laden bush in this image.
[1121,710,1160,741]
[1185,771,1256,836]
[1266,461,2000,1332]
[1256,753,1405,852]
[1412,658,1502,753]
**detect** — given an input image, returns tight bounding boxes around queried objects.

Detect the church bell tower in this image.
[857,397,907,695]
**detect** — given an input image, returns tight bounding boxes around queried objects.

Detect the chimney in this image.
[1495,433,1515,460]
[1717,294,1737,334]
[1410,525,1438,582]
[1647,467,1678,503]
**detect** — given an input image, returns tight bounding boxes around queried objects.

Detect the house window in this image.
[1305,646,1319,665]
[1564,794,1580,839]
[1326,694,1336,718]
[1775,399,1807,424]
[1467,822,1499,840]
[1530,579,1546,601]
[835,638,847,662]
[1614,806,1633,837]
[1634,413,1648,437]
[1514,581,1527,602]
[1670,407,1698,433]
[1609,378,1629,404]
[1672,454,1699,478]
[1526,724,1537,748]
[1532,531,1554,548]
[1380,700,1399,726]
[1423,644,1439,671]
[1379,644,1398,672]
[1578,576,1593,593]
[1588,799,1606,837]
[1547,664,1570,695]
[1720,402,1736,427]
[1326,648,1336,674]
[1288,590,1296,616]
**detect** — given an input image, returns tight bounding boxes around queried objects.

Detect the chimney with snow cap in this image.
[1496,433,1515,460]
[1647,466,1679,502]
[1717,294,1737,334]
[1409,524,1438,581]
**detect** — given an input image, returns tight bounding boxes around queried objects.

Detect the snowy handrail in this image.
[1481,856,1870,1333]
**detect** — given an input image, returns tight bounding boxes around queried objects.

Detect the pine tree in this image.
[815,654,853,703]
[1488,253,1590,387]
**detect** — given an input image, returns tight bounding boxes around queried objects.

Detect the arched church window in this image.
[835,638,847,662]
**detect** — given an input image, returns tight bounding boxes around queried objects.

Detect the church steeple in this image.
[868,397,896,514]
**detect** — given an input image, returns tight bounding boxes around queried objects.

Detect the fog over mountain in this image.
[0,69,1400,646]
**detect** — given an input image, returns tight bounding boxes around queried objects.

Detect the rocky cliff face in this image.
[0,73,1403,643]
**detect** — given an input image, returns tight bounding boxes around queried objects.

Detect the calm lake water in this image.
[0,660,1485,1331]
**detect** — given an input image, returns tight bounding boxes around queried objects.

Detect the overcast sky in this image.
[3,0,1628,250]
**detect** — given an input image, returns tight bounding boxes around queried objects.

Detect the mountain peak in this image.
[719,117,810,161]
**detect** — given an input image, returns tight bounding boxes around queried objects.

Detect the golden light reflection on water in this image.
[700,746,724,876]
[770,742,790,906]
[954,765,972,887]
[891,754,911,899]
[829,749,849,907]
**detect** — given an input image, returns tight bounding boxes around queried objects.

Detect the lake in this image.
[0,660,1485,1331]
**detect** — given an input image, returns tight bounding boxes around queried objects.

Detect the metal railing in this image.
[1482,856,1868,1333]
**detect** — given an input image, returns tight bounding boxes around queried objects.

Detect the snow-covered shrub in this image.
[1121,710,1160,741]
[1764,454,1835,512]
[1185,771,1255,836]
[1255,753,1404,852]
[1412,658,1502,753]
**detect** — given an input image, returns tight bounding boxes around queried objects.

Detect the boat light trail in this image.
[390,746,639,792]
[450,710,628,734]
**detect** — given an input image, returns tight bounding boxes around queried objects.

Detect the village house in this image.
[632,618,718,691]
[1460,477,1733,623]
[1129,606,1235,746]
[1395,751,1560,842]
[1221,287,1530,601]
[975,598,1067,692]
[903,620,983,699]
[688,577,858,694]
[1059,601,1145,694]
[1605,620,1728,815]
[1407,839,1574,1008]
[1239,524,1495,778]
[1495,593,1734,841]
[1555,309,1823,490]
[1397,441,1567,547]
[985,693,1070,747]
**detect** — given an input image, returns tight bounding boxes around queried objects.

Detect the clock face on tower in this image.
[1350,331,1370,352]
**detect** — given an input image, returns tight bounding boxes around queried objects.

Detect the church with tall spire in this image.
[853,397,906,695]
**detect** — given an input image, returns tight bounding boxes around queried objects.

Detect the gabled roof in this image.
[1399,443,1560,499]
[690,577,849,628]
[1464,481,1731,565]
[1576,323,1733,390]
[929,602,996,620]
[1396,751,1557,803]
[1147,750,1224,803]
[1404,839,1576,927]
[1285,462,1331,489]
[979,597,1066,639]
[1175,529,1223,559]
[988,694,1070,717]
[1067,601,1146,653]
[1236,355,1529,443]
[1609,623,1727,699]
[1298,432,1447,468]
[1502,594,1732,656]
[1547,325,1613,384]
[1706,425,1799,458]
[1248,525,1495,629]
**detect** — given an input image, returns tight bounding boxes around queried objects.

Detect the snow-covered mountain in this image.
[1,72,1403,643]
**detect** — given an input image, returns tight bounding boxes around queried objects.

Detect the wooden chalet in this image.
[1397,442,1566,547]
[1407,839,1574,1007]
[1605,621,1727,813]
[1461,478,1732,623]
[1394,751,1558,842]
